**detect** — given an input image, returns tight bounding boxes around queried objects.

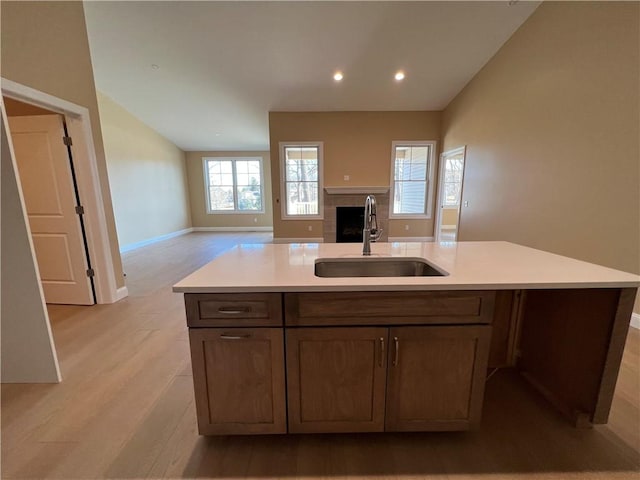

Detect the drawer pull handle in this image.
[217,306,251,314]
[393,336,399,366]
[220,333,251,340]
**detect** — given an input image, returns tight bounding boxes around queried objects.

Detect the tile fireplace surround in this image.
[322,187,389,243]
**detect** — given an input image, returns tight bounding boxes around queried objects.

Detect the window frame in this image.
[389,141,437,219]
[279,142,324,220]
[202,156,265,214]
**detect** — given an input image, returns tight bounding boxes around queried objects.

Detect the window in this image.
[279,142,323,219]
[203,157,264,213]
[390,141,436,218]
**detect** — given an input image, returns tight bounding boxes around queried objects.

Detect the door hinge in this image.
[75,205,85,215]
[63,136,73,146]
[86,268,95,278]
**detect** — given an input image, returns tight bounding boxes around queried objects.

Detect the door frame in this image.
[2,78,124,303]
[435,146,467,243]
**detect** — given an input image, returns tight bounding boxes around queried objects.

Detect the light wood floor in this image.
[2,232,639,479]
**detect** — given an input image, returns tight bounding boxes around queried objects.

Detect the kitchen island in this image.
[173,241,639,435]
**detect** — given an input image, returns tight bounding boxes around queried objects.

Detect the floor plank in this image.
[2,232,639,479]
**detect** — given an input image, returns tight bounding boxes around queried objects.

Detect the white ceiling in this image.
[84,1,539,152]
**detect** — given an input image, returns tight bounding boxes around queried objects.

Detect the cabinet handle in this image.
[379,337,385,367]
[393,336,399,366]
[220,333,251,340]
[217,306,251,314]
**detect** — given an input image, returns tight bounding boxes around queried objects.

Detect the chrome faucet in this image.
[363,195,382,255]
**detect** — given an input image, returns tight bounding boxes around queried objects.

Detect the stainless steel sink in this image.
[314,257,448,278]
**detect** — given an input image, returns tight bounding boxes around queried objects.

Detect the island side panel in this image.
[592,288,637,423]
[517,288,636,425]
[488,290,518,368]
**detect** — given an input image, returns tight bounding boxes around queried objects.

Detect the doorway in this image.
[5,98,95,305]
[2,78,123,304]
[435,147,466,242]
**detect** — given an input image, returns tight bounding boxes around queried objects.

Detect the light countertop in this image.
[172,241,640,293]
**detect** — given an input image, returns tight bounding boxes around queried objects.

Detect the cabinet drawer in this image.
[285,291,495,326]
[185,293,283,327]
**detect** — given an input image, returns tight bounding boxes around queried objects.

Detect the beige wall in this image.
[1,1,125,287]
[269,111,441,239]
[186,151,273,228]
[1,106,60,383]
[442,1,640,313]
[97,92,191,248]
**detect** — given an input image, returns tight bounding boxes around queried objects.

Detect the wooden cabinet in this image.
[285,325,491,433]
[286,327,388,433]
[385,326,491,431]
[189,328,286,434]
[186,291,495,435]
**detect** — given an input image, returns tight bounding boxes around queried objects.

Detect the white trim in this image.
[65,116,119,303]
[435,146,467,243]
[2,79,88,114]
[325,186,389,195]
[389,141,437,220]
[115,286,129,302]
[279,142,324,220]
[1,78,121,304]
[388,236,435,242]
[273,237,324,243]
[631,313,640,329]
[119,228,194,253]
[202,156,266,214]
[192,226,273,232]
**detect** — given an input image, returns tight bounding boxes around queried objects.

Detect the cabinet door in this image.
[189,328,286,434]
[385,325,491,431]
[286,327,388,433]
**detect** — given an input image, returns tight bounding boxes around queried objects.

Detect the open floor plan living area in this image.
[2,1,639,479]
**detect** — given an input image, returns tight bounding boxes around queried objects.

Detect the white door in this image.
[8,115,94,305]
[435,147,466,242]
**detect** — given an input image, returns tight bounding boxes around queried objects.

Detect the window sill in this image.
[206,210,266,215]
[281,215,324,221]
[389,214,432,220]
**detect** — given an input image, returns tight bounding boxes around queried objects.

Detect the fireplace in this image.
[322,187,389,243]
[336,207,364,243]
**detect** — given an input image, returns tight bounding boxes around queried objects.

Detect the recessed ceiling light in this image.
[151,64,160,70]
[333,71,344,82]
[395,71,405,81]
[215,133,221,137]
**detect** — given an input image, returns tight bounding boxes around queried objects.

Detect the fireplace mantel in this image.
[324,186,389,195]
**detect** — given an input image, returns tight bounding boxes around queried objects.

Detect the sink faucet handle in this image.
[371,228,383,242]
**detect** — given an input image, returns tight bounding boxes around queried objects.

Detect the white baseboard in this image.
[388,236,435,242]
[631,313,640,330]
[119,228,194,253]
[192,226,273,232]
[115,286,129,302]
[273,237,324,243]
